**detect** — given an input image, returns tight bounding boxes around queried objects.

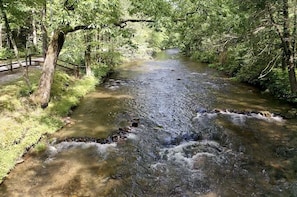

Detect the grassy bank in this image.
[0,69,98,184]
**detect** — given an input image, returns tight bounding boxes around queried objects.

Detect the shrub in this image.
[264,69,291,99]
[0,48,13,60]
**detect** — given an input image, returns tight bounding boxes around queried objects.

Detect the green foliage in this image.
[263,69,292,99]
[92,63,113,80]
[129,0,172,18]
[97,50,122,66]
[49,71,98,116]
[171,0,297,101]
[39,115,63,128]
[59,32,85,65]
[0,70,98,183]
[34,142,47,153]
[0,48,14,60]
[147,30,168,50]
[191,50,217,63]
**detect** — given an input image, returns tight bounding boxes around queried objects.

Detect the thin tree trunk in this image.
[288,63,297,93]
[32,10,37,47]
[283,0,297,93]
[0,24,2,49]
[85,33,92,76]
[33,29,66,108]
[41,1,48,58]
[0,0,31,88]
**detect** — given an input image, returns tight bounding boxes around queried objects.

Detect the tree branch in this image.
[62,18,156,34]
[114,19,155,28]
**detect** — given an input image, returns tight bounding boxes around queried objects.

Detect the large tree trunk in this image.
[33,30,66,108]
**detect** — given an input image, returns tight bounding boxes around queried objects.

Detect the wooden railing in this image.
[0,57,84,77]
[57,59,85,77]
[0,56,44,72]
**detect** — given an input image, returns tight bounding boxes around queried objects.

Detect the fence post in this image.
[10,59,12,72]
[75,66,79,77]
[29,54,32,66]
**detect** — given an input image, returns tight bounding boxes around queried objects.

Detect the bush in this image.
[191,50,217,63]
[0,48,13,60]
[92,63,113,80]
[48,72,98,116]
[96,50,122,67]
[236,63,264,85]
[264,69,291,99]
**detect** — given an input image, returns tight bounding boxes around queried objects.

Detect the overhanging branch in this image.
[114,19,155,28]
[63,19,156,33]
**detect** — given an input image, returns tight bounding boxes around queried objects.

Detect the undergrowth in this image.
[0,69,98,183]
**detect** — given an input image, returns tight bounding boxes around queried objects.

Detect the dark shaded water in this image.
[1,49,297,197]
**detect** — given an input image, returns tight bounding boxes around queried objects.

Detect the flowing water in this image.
[1,49,297,197]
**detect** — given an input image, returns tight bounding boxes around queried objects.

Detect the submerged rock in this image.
[56,127,132,145]
[196,107,284,122]
[161,132,202,147]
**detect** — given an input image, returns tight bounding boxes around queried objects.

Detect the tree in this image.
[170,0,297,96]
[0,0,37,88]
[32,0,172,108]
[32,0,123,107]
[235,0,297,94]
[268,0,297,93]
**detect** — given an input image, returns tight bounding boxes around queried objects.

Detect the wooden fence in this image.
[0,56,44,72]
[0,56,83,76]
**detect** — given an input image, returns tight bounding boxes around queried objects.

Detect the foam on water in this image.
[47,141,117,158]
[194,113,217,120]
[195,110,284,125]
[126,132,138,140]
[150,162,166,169]
[159,140,223,170]
[220,111,247,125]
[249,112,284,122]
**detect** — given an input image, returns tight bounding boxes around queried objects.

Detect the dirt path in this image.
[0,57,44,84]
[0,70,23,84]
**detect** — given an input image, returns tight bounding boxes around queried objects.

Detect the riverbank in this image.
[0,69,98,184]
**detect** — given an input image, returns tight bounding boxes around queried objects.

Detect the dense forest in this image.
[1,0,297,104]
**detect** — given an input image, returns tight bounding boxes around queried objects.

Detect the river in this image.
[1,49,297,196]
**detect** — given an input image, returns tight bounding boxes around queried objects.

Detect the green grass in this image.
[0,69,98,183]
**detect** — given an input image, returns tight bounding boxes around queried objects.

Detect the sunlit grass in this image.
[0,70,98,183]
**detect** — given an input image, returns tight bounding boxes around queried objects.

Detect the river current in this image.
[1,49,297,196]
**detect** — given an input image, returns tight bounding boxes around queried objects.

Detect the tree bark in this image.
[32,10,37,47]
[41,2,48,58]
[288,65,297,93]
[0,24,2,49]
[33,29,66,108]
[84,33,92,76]
[283,0,297,93]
